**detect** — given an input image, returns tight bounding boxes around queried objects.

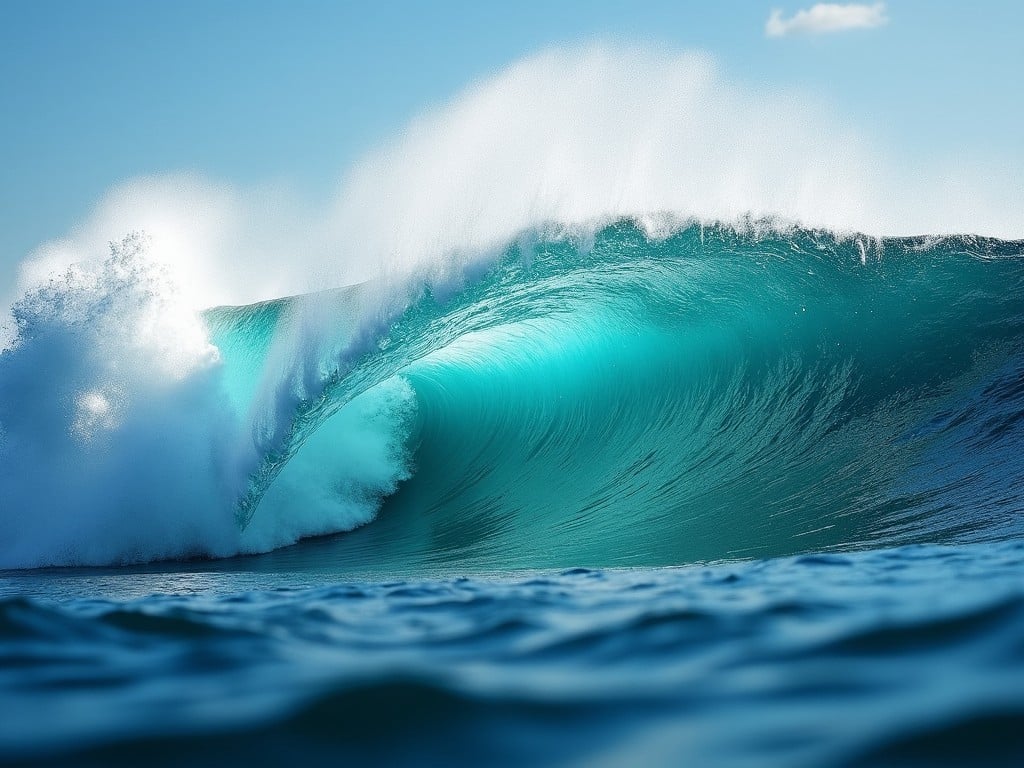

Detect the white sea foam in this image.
[0,236,413,567]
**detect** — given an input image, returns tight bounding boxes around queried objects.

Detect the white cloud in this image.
[766,3,889,37]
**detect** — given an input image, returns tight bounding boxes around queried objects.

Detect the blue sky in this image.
[1,0,1022,292]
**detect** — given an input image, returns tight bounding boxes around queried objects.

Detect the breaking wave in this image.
[2,223,1023,569]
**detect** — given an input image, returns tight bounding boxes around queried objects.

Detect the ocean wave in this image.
[2,221,1023,569]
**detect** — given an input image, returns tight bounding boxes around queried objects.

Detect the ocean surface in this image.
[2,222,1024,765]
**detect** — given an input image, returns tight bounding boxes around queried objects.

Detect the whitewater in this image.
[2,45,1024,766]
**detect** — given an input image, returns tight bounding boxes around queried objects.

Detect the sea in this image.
[2,222,1024,765]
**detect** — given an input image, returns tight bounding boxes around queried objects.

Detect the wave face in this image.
[3,222,1024,569]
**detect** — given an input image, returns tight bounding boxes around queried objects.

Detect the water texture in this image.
[2,542,1024,766]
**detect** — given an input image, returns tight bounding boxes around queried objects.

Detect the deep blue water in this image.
[3,541,1024,766]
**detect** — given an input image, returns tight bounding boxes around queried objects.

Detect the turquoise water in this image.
[2,222,1024,764]
[221,223,1024,568]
